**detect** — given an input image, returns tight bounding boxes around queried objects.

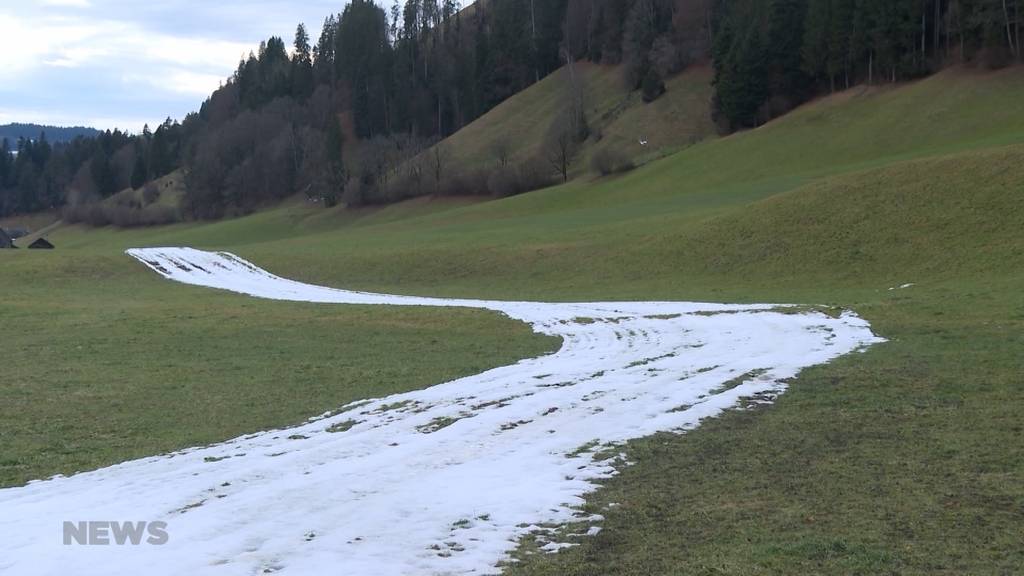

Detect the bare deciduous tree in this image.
[1003,0,1018,59]
[545,125,576,184]
[431,142,451,193]
[408,157,425,196]
[490,136,513,168]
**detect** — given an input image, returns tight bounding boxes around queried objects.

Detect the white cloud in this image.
[141,34,252,69]
[164,71,227,96]
[0,12,247,73]
[123,69,226,97]
[0,15,51,76]
[0,14,115,76]
[44,46,110,68]
[38,0,93,7]
[0,1,349,128]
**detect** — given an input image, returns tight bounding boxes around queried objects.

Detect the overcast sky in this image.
[0,0,350,132]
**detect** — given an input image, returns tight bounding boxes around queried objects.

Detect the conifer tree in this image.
[292,23,314,98]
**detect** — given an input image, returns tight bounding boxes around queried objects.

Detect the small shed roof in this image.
[28,237,55,249]
[0,228,12,248]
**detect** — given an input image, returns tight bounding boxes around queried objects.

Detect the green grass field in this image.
[0,253,557,487]
[2,65,1022,573]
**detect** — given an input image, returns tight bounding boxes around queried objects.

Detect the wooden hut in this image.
[28,237,54,250]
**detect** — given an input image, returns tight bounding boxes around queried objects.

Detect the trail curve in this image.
[0,247,883,576]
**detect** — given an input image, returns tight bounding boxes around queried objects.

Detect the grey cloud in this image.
[0,1,349,130]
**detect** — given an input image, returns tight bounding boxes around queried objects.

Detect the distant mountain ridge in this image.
[0,123,101,145]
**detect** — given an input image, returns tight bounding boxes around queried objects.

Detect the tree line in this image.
[712,0,1022,129]
[181,0,576,217]
[180,0,720,215]
[0,124,100,145]
[0,121,184,218]
[2,0,1019,221]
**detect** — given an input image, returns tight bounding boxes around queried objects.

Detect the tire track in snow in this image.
[0,248,884,575]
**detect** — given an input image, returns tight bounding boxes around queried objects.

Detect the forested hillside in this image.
[0,124,99,144]
[712,0,1023,129]
[0,123,183,220]
[0,0,1019,222]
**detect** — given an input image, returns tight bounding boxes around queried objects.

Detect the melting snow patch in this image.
[0,248,885,575]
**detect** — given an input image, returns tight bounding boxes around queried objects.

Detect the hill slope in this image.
[118,66,1016,302]
[413,62,717,180]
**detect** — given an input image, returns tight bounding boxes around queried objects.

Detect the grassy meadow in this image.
[2,65,1022,573]
[0,253,557,487]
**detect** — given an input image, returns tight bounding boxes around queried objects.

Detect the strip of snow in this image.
[0,248,884,575]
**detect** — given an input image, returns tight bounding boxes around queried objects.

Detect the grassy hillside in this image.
[50,67,1015,302]
[422,62,717,178]
[2,65,1022,573]
[126,168,187,208]
[582,65,717,167]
